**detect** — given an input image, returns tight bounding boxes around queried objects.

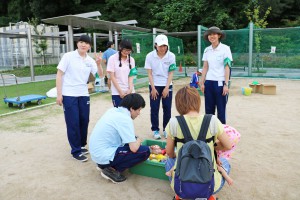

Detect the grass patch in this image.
[0,80,56,115]
[2,64,57,77]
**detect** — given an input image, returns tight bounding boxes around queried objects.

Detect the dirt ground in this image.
[1,77,300,200]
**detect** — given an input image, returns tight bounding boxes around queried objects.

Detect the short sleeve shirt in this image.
[106,53,136,95]
[165,115,224,192]
[57,50,98,96]
[190,73,199,88]
[202,42,233,81]
[144,50,176,86]
[102,48,117,62]
[89,107,136,164]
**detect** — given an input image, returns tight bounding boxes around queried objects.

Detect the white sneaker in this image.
[153,130,161,140]
[163,131,167,139]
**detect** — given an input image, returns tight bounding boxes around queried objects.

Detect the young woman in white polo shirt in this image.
[56,35,103,162]
[201,27,233,124]
[144,34,176,139]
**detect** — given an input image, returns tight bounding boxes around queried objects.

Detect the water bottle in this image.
[100,77,105,92]
[94,73,101,93]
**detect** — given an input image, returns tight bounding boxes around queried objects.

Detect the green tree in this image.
[245,0,271,71]
[28,17,48,67]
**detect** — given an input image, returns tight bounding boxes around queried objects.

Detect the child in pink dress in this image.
[217,124,241,160]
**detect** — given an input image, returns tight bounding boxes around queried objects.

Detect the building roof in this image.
[42,15,151,33]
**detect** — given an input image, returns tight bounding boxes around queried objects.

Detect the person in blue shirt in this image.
[190,69,202,88]
[102,41,117,90]
[89,93,150,183]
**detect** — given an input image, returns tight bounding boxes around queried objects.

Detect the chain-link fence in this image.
[122,29,186,77]
[198,24,300,79]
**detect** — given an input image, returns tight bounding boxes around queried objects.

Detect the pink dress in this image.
[217,125,241,160]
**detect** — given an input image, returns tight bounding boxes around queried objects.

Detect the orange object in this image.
[179,62,183,72]
[208,196,216,200]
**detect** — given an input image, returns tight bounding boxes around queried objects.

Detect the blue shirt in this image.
[102,48,117,62]
[89,107,136,164]
[190,73,199,88]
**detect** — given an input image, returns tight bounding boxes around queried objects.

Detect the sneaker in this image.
[81,147,89,155]
[73,154,88,162]
[153,130,161,140]
[163,131,167,139]
[101,167,126,183]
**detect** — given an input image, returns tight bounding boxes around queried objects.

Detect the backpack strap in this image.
[197,114,213,142]
[175,116,193,143]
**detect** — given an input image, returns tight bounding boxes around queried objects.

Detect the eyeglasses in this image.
[122,49,132,53]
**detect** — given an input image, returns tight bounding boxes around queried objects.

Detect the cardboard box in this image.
[249,83,262,93]
[129,139,168,181]
[262,84,276,95]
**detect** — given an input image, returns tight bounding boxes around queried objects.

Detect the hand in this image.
[151,88,159,100]
[94,51,103,65]
[201,84,205,93]
[162,87,169,98]
[56,95,63,106]
[222,85,229,96]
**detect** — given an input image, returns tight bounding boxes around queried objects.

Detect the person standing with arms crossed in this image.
[56,35,103,162]
[102,41,117,91]
[201,27,233,124]
[144,34,176,139]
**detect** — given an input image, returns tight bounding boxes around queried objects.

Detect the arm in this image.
[126,76,134,95]
[147,69,158,100]
[166,136,176,158]
[109,72,126,98]
[56,69,64,106]
[162,71,174,98]
[129,137,142,153]
[222,65,230,96]
[95,52,104,78]
[215,131,232,151]
[201,61,208,93]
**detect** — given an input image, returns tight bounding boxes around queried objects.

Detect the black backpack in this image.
[174,114,215,199]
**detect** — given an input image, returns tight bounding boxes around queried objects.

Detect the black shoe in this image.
[81,147,89,155]
[73,154,88,162]
[101,167,126,183]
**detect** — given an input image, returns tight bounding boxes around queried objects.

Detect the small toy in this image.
[149,153,167,162]
[150,145,166,155]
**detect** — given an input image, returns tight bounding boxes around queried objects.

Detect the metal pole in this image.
[93,33,97,54]
[197,25,202,69]
[248,22,253,76]
[68,25,74,51]
[152,28,157,50]
[114,31,118,50]
[27,27,35,81]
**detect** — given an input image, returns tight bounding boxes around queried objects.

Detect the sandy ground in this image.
[1,77,300,200]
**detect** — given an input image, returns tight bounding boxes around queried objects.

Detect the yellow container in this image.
[242,87,252,96]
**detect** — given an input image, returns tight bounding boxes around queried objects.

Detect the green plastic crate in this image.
[129,139,169,181]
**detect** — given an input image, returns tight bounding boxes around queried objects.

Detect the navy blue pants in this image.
[98,144,150,172]
[204,80,228,124]
[149,85,173,131]
[63,96,90,157]
[112,95,122,107]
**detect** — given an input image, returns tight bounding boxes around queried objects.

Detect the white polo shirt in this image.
[202,42,233,81]
[144,50,176,86]
[57,50,98,96]
[107,53,135,95]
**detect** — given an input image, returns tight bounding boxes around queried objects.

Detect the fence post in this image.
[248,22,253,76]
[197,25,202,70]
[27,27,35,81]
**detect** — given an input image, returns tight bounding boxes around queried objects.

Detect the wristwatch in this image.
[224,82,228,86]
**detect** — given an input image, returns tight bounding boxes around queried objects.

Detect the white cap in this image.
[155,34,169,46]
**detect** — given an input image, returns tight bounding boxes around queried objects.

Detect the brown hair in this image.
[175,85,201,115]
